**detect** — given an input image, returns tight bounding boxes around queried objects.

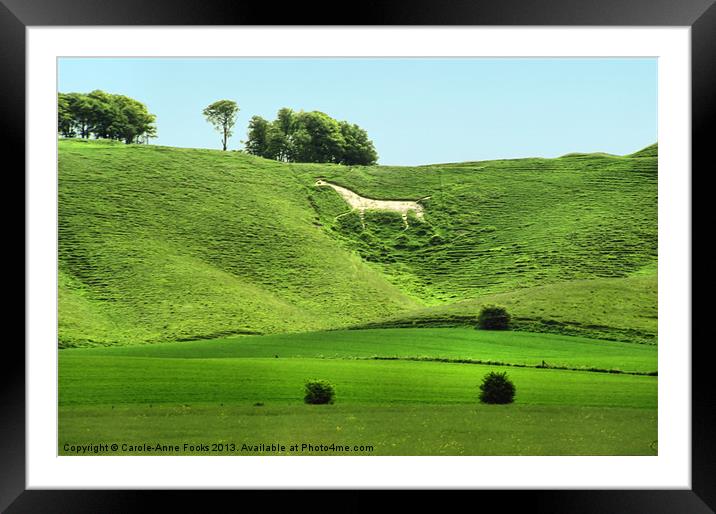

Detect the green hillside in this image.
[629,143,658,158]
[58,139,657,346]
[356,275,657,344]
[296,151,656,302]
[58,139,418,346]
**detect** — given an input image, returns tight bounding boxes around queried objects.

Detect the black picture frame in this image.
[6,0,712,511]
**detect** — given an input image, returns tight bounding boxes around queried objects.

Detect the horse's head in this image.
[314,179,327,187]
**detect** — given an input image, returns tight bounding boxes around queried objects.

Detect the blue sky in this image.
[58,58,657,166]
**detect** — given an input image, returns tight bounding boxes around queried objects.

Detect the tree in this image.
[203,99,240,151]
[271,107,295,161]
[293,111,345,164]
[140,121,158,144]
[478,371,516,404]
[275,107,296,137]
[245,115,270,157]
[64,92,95,139]
[338,121,378,165]
[112,94,157,144]
[476,304,511,330]
[57,90,156,144]
[57,93,76,137]
[244,107,378,165]
[244,116,288,160]
[86,89,118,139]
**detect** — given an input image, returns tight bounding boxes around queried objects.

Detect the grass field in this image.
[60,404,656,456]
[59,328,657,455]
[69,328,657,373]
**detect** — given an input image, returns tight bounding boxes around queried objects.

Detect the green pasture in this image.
[59,404,657,456]
[59,328,657,455]
[69,328,657,374]
[59,354,657,408]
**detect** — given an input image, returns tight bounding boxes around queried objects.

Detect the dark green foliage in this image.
[57,90,156,144]
[477,305,511,330]
[291,111,344,163]
[244,116,272,157]
[304,380,335,404]
[478,371,516,404]
[338,121,379,165]
[57,94,75,137]
[245,108,378,165]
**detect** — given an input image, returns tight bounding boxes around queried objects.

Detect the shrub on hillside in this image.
[304,380,336,405]
[476,304,511,330]
[478,371,516,404]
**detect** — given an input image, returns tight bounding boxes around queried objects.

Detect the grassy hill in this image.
[58,139,418,346]
[58,139,657,346]
[297,150,656,301]
[355,275,657,344]
[629,142,658,158]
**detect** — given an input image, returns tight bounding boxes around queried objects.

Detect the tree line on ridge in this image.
[58,93,379,165]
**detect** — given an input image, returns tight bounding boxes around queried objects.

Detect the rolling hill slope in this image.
[354,275,657,344]
[296,147,657,302]
[58,140,419,346]
[58,139,657,346]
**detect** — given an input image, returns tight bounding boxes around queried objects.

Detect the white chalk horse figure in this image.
[315,179,430,229]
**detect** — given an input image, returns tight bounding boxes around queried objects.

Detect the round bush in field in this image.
[478,371,516,404]
[304,380,335,405]
[476,304,511,330]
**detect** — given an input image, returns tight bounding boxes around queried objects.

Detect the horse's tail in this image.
[418,196,432,203]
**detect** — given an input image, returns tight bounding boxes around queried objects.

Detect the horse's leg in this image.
[402,212,409,230]
[334,209,357,227]
[359,209,366,229]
